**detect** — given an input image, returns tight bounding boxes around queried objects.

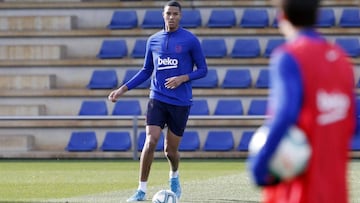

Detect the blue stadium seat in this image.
[231,38,261,58]
[335,38,360,57]
[264,38,285,57]
[87,69,118,89]
[107,10,138,29]
[207,9,236,28]
[137,131,164,151]
[240,8,269,28]
[316,8,336,27]
[255,69,270,88]
[203,131,234,151]
[180,9,202,28]
[189,99,210,115]
[201,39,227,58]
[214,99,243,115]
[247,99,268,115]
[65,131,97,152]
[78,100,108,116]
[237,131,254,151]
[179,131,200,151]
[222,69,252,88]
[141,9,163,29]
[112,100,142,115]
[339,8,360,27]
[97,39,128,59]
[350,134,360,151]
[192,69,218,88]
[122,69,151,89]
[100,131,132,151]
[131,39,147,58]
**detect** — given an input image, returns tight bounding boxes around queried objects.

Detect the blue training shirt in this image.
[125,27,208,106]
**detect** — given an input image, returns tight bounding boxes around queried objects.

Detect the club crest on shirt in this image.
[175,45,182,53]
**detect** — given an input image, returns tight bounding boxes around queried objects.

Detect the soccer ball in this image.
[249,125,311,180]
[152,189,178,203]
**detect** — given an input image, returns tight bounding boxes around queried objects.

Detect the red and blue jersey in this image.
[249,29,356,203]
[125,27,208,106]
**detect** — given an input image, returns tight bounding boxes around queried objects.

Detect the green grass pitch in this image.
[0,159,359,203]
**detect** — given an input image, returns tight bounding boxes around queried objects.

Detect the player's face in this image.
[163,6,181,32]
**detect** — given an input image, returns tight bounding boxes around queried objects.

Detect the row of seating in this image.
[87,69,269,89]
[79,99,268,116]
[107,7,360,29]
[97,37,360,59]
[65,129,360,152]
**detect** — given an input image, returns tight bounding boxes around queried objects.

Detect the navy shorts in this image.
[146,99,191,137]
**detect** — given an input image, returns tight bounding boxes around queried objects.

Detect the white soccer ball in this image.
[152,189,178,203]
[249,125,311,180]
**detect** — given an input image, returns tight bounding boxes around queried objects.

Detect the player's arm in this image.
[187,37,208,81]
[165,36,208,89]
[249,51,303,186]
[108,39,154,102]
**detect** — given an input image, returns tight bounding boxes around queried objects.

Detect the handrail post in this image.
[132,116,138,160]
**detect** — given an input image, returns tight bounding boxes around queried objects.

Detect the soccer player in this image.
[248,0,357,202]
[108,0,208,202]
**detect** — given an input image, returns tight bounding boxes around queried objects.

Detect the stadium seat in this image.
[192,69,218,88]
[350,134,360,151]
[264,38,285,57]
[122,69,151,89]
[316,8,336,27]
[207,9,236,28]
[189,99,210,115]
[231,38,261,58]
[179,131,200,151]
[78,100,108,116]
[240,8,269,28]
[214,99,244,115]
[222,69,252,88]
[255,69,270,88]
[97,39,128,59]
[201,39,227,58]
[86,69,118,89]
[247,99,268,115]
[65,131,97,152]
[131,39,147,58]
[141,9,164,29]
[137,131,164,151]
[339,8,360,27]
[180,9,202,28]
[335,38,360,57]
[203,131,234,151]
[107,10,138,29]
[112,100,142,115]
[237,131,254,151]
[100,131,132,151]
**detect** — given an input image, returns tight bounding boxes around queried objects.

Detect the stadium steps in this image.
[0,27,360,38]
[0,15,76,31]
[0,0,357,9]
[0,104,46,116]
[0,74,56,89]
[0,88,269,97]
[0,44,66,60]
[0,134,34,152]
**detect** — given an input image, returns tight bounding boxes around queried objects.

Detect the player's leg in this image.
[127,99,166,202]
[165,103,190,199]
[139,125,163,182]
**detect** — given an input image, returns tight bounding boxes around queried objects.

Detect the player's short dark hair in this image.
[280,0,320,27]
[165,0,182,11]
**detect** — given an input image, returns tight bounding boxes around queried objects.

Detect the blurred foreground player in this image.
[248,0,357,202]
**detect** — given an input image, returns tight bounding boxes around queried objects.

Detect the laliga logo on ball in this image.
[249,125,311,180]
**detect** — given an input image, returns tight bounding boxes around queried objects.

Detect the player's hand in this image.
[108,86,128,102]
[165,75,188,89]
